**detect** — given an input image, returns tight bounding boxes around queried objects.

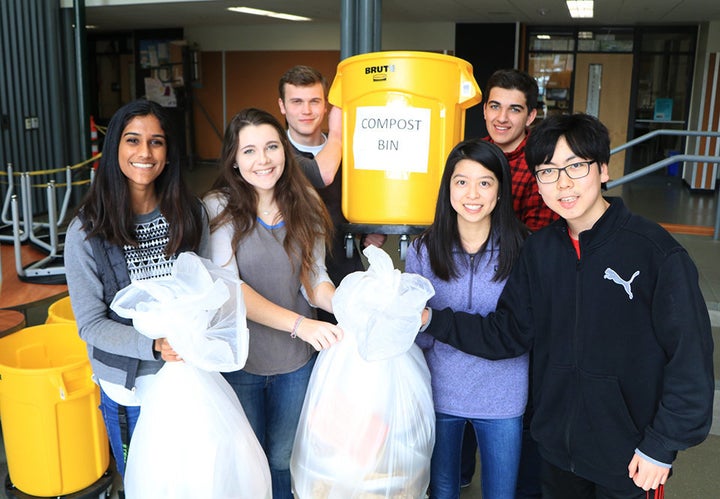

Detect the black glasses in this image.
[534,161,595,184]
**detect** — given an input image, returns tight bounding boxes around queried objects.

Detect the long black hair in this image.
[78,99,203,255]
[414,138,528,281]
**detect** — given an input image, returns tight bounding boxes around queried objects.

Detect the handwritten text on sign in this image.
[352,106,431,174]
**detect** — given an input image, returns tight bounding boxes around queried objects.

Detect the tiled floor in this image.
[1,167,718,498]
[608,173,718,228]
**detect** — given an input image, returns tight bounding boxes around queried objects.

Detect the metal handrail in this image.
[608,129,720,240]
[610,129,720,155]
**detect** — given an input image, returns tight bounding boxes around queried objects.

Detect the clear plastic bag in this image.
[335,245,436,362]
[290,246,436,499]
[111,252,271,498]
[124,362,271,498]
[111,251,248,372]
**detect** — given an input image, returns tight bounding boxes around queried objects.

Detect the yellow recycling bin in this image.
[46,294,75,324]
[0,323,109,497]
[329,51,482,226]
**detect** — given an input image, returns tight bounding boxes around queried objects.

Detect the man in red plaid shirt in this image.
[483,69,559,232]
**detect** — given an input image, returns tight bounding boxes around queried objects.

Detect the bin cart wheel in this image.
[398,234,410,261]
[345,232,355,259]
[340,223,426,261]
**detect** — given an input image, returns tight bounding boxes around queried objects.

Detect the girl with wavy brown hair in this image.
[203,107,343,499]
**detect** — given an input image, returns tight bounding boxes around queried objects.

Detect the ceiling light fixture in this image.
[227,7,312,22]
[566,0,594,18]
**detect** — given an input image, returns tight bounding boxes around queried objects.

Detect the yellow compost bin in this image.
[0,323,109,497]
[329,51,482,225]
[46,294,75,324]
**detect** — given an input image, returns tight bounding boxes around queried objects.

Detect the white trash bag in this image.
[110,251,248,372]
[110,252,271,499]
[290,245,436,499]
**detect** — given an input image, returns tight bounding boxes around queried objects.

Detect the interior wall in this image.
[687,51,719,190]
[689,24,710,139]
[185,23,341,51]
[185,22,455,52]
[193,50,341,160]
[187,21,456,161]
[707,21,720,50]
[192,51,223,160]
[455,23,518,139]
[688,21,720,155]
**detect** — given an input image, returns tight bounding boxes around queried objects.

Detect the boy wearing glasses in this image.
[420,113,714,498]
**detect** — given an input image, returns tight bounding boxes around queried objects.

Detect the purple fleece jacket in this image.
[405,238,528,418]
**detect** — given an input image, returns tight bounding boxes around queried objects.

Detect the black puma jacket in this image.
[426,197,714,492]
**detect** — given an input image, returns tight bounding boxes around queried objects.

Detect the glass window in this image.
[525,25,697,174]
[635,53,692,121]
[577,31,634,52]
[641,32,694,52]
[529,33,575,52]
[630,28,697,172]
[528,53,575,118]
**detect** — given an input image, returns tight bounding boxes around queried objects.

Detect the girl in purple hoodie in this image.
[406,138,529,499]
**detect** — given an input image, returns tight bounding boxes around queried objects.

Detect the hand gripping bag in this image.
[290,246,435,499]
[110,252,271,498]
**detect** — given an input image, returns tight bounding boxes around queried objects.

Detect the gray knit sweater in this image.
[64,208,209,389]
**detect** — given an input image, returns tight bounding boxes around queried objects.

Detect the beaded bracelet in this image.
[291,315,305,339]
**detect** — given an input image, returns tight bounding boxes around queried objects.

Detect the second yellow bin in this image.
[329,51,482,225]
[46,294,75,324]
[0,323,109,496]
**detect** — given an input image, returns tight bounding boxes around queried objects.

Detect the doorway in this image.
[573,53,633,181]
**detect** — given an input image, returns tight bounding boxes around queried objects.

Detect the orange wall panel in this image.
[193,50,341,161]
[192,51,225,160]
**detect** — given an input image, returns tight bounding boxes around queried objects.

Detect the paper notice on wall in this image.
[352,106,431,176]
[144,77,177,108]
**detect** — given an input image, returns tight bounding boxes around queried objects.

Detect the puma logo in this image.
[604,268,640,300]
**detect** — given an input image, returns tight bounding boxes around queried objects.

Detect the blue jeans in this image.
[99,389,141,478]
[429,412,522,499]
[222,355,316,499]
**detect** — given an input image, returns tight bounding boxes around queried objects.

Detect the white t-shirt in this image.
[287,130,326,156]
